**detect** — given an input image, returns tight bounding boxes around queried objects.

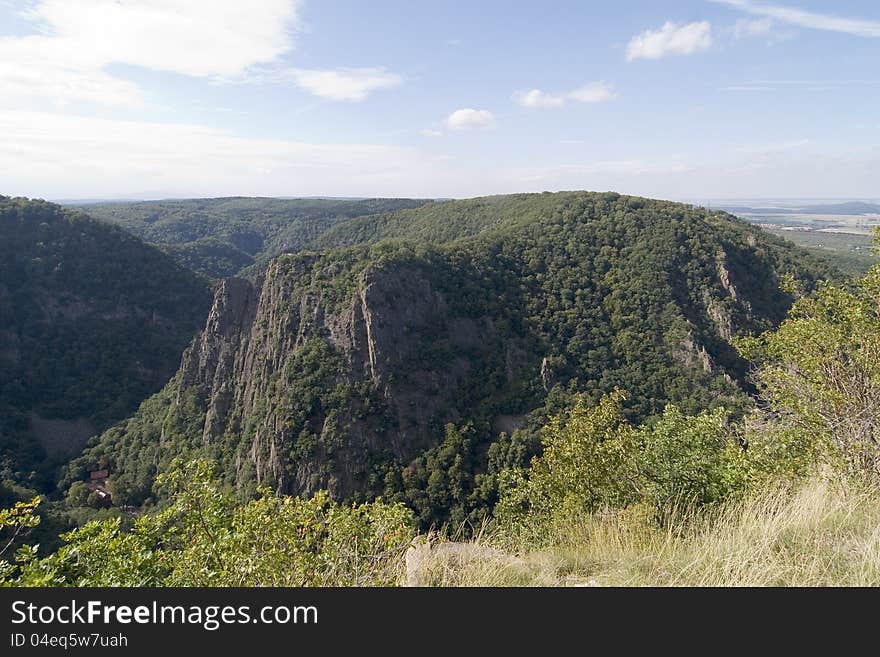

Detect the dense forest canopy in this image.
[0,196,212,491]
[63,192,836,529]
[8,242,880,584]
[77,197,431,278]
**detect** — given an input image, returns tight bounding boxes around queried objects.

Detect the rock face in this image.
[169,236,772,499]
[78,192,834,511]
[176,257,524,498]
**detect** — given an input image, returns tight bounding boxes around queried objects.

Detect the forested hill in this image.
[0,196,213,490]
[69,192,836,527]
[315,193,556,248]
[77,197,430,279]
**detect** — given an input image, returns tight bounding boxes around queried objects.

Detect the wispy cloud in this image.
[514,82,616,108]
[0,109,462,198]
[733,138,810,154]
[626,21,712,61]
[722,79,880,92]
[734,17,776,38]
[514,89,565,108]
[732,16,796,42]
[568,83,618,103]
[714,0,880,38]
[286,67,403,101]
[514,159,692,182]
[423,109,496,136]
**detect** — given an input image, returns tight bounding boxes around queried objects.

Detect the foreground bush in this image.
[2,460,415,587]
[495,391,751,545]
[736,266,880,475]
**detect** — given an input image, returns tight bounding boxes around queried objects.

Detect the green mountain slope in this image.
[0,197,213,488]
[67,192,835,526]
[314,194,552,248]
[78,197,430,278]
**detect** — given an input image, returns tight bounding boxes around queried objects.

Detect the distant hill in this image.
[722,201,880,216]
[0,196,213,488]
[800,201,880,215]
[77,197,431,278]
[68,191,837,527]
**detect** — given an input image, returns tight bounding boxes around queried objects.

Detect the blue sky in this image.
[1,0,879,200]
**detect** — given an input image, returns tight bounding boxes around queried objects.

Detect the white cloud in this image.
[714,0,880,38]
[0,0,301,106]
[514,82,615,108]
[514,89,566,108]
[421,128,443,137]
[626,21,713,61]
[445,108,496,131]
[2,110,877,201]
[0,110,465,198]
[0,56,145,107]
[287,67,402,101]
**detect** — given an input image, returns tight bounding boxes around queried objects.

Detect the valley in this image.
[717,200,880,275]
[3,192,833,525]
[2,190,878,587]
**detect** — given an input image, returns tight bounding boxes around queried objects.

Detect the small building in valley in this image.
[87,470,112,508]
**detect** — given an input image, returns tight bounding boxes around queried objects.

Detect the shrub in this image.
[4,459,415,587]
[495,391,749,543]
[735,265,880,475]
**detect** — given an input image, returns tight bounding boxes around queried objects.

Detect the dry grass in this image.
[424,478,880,586]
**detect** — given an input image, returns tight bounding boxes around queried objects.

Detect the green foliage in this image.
[764,227,875,277]
[321,192,833,420]
[71,192,833,529]
[397,423,494,531]
[3,460,415,587]
[62,382,207,507]
[495,391,750,542]
[735,260,880,475]
[64,482,103,508]
[0,497,41,546]
[80,197,430,278]
[3,189,871,584]
[0,497,41,584]
[0,196,212,489]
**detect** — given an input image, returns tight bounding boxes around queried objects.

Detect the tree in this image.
[496,391,748,543]
[736,263,880,475]
[0,497,41,584]
[3,459,416,587]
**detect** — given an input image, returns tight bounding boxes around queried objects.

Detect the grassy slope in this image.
[422,478,880,586]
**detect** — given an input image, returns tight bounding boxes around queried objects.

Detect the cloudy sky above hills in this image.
[1,0,879,200]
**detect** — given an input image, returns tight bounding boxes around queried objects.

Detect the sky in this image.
[1,0,879,201]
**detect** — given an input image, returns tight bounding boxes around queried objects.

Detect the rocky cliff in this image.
[173,253,532,498]
[70,192,836,521]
